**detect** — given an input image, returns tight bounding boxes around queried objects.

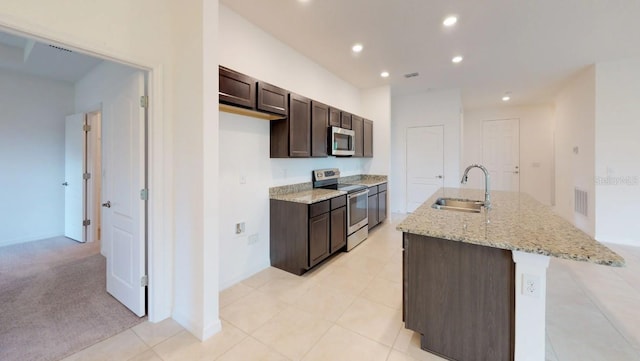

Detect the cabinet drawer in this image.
[309,200,330,218]
[368,185,378,195]
[378,183,387,192]
[330,195,346,210]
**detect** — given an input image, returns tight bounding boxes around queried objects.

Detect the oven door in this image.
[329,127,355,156]
[347,189,369,234]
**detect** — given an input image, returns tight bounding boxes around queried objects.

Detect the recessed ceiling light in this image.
[452,55,463,63]
[352,43,363,53]
[380,71,390,78]
[502,95,511,101]
[443,16,458,27]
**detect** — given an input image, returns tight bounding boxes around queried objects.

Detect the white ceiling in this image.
[221,0,640,109]
[0,30,102,84]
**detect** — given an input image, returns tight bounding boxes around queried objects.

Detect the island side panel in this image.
[270,199,308,275]
[404,233,515,361]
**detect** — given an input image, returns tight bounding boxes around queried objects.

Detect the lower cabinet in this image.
[368,182,388,230]
[270,195,347,275]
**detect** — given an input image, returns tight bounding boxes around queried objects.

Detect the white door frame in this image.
[0,25,171,322]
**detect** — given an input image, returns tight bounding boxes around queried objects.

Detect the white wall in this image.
[0,69,74,247]
[594,58,640,246]
[0,0,221,340]
[362,86,392,176]
[390,89,463,213]
[218,5,374,289]
[463,105,555,205]
[554,66,596,236]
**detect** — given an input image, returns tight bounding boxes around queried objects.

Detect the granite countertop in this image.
[269,174,388,204]
[397,188,625,267]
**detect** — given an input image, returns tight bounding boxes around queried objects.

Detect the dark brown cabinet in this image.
[257,82,288,116]
[270,195,347,275]
[352,115,364,157]
[329,107,341,127]
[367,183,387,230]
[311,101,329,157]
[271,93,311,158]
[219,66,255,109]
[340,111,352,129]
[363,119,373,157]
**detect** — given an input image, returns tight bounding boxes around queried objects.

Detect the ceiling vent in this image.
[404,72,419,78]
[48,44,73,53]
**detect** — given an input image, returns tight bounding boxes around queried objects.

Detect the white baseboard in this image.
[173,310,222,341]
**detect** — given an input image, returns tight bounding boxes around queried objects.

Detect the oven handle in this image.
[348,188,369,199]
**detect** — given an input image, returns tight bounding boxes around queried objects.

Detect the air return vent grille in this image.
[574,188,588,216]
[404,72,419,78]
[48,44,73,53]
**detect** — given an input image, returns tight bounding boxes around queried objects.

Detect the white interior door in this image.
[64,113,86,243]
[482,119,520,191]
[406,125,444,212]
[102,70,146,317]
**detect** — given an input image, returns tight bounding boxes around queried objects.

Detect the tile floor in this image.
[62,215,640,361]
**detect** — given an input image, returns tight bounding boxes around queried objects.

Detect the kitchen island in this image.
[397,188,624,361]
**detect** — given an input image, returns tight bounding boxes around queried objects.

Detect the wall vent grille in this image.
[574,188,588,216]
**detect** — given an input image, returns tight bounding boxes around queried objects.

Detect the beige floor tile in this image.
[377,254,403,284]
[242,267,299,289]
[258,274,317,304]
[301,325,390,361]
[131,318,185,347]
[216,337,289,361]
[61,329,148,361]
[127,349,163,361]
[293,283,356,322]
[337,297,402,346]
[361,276,403,309]
[393,327,414,352]
[335,253,387,277]
[220,289,288,333]
[152,322,246,361]
[403,332,448,361]
[386,349,418,361]
[315,264,374,296]
[253,307,332,360]
[220,282,254,307]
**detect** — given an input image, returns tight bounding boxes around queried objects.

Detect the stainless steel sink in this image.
[432,197,484,213]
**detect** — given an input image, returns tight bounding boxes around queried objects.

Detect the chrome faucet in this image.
[460,164,491,209]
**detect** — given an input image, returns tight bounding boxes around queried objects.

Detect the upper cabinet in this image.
[219,66,255,109]
[257,82,288,116]
[219,65,374,158]
[311,101,329,157]
[352,115,364,157]
[363,119,373,158]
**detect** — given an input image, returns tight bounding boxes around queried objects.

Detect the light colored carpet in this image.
[0,238,144,361]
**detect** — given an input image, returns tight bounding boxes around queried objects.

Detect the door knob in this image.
[62,182,68,186]
[514,171,520,174]
[102,201,111,208]
[436,175,443,179]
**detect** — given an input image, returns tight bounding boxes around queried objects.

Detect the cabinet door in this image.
[219,66,255,109]
[352,115,364,157]
[309,213,330,267]
[311,101,329,157]
[378,190,387,224]
[330,206,346,253]
[329,107,341,127]
[364,119,373,157]
[289,93,311,157]
[368,193,379,229]
[257,82,288,115]
[340,111,352,129]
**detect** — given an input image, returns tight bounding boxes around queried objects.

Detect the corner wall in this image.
[390,89,463,214]
[554,66,596,236]
[0,69,75,247]
[463,105,555,205]
[594,58,640,246]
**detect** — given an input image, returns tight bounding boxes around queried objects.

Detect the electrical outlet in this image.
[235,222,245,234]
[522,274,540,298]
[248,233,259,245]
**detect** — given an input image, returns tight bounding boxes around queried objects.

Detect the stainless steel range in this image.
[313,168,368,250]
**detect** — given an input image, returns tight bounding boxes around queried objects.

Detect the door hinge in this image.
[140,95,149,109]
[83,172,91,180]
[83,124,91,132]
[83,219,91,226]
[140,189,149,201]
[141,275,148,287]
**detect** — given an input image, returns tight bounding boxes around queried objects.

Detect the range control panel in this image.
[313,168,340,181]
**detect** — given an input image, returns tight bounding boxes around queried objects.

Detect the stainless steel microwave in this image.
[329,126,355,156]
